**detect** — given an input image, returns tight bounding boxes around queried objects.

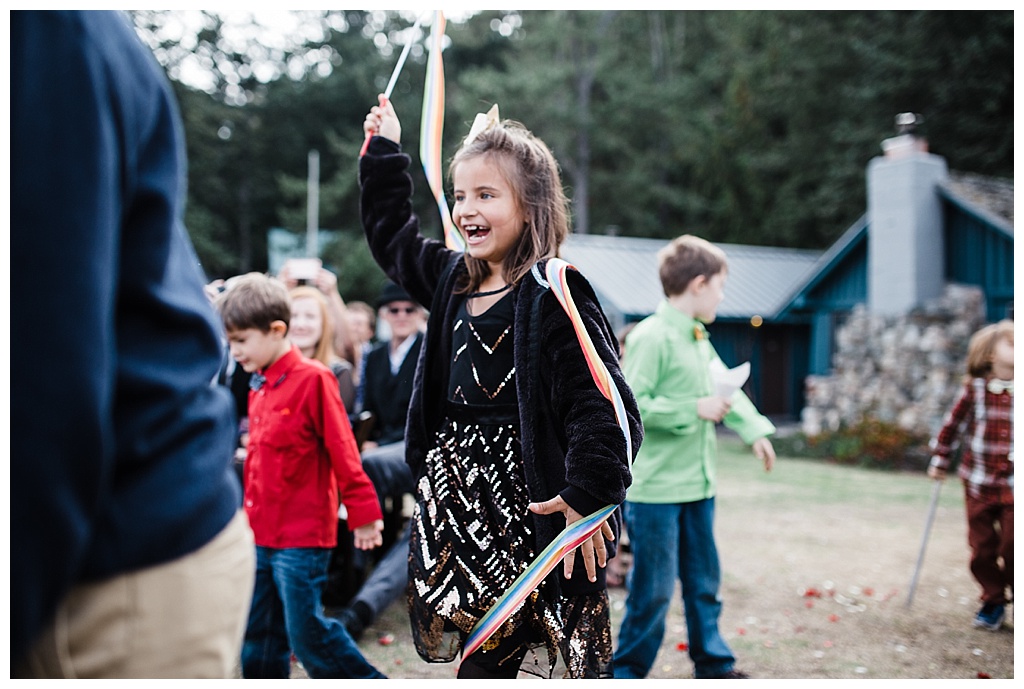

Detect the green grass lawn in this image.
[715,434,960,512]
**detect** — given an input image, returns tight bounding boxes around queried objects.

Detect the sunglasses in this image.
[387,306,418,315]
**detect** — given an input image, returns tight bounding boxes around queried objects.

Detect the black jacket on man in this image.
[361,332,423,446]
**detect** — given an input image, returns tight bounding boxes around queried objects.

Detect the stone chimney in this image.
[866,113,948,316]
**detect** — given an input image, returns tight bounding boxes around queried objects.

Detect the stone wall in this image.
[801,283,988,439]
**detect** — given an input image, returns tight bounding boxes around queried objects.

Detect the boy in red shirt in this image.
[217,273,385,678]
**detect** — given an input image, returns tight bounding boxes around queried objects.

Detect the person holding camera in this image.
[278,258,356,366]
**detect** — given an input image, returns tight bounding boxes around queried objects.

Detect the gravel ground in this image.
[295,437,1014,680]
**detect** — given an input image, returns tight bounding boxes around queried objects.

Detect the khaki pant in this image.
[15,510,255,678]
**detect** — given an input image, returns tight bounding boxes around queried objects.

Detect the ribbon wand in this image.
[905,478,943,608]
[359,14,424,157]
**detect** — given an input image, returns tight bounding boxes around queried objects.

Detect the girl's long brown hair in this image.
[289,285,339,367]
[448,119,570,293]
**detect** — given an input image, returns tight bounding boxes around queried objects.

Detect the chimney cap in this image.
[895,112,924,135]
[883,113,929,157]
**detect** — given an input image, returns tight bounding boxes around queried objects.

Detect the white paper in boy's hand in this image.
[709,359,750,399]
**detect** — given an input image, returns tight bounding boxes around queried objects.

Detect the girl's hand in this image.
[529,496,614,583]
[353,519,384,550]
[364,94,401,145]
[927,465,947,481]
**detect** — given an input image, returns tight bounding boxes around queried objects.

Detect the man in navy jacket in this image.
[11,11,254,677]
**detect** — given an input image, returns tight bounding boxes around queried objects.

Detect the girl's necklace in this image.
[467,282,513,299]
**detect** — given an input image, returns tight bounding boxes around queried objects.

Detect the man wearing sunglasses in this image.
[361,281,427,452]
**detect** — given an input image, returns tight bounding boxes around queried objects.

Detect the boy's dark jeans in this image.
[613,499,736,679]
[242,546,386,679]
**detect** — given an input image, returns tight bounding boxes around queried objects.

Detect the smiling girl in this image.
[359,97,641,679]
[289,285,356,412]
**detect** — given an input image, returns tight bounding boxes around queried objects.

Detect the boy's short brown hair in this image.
[965,319,1014,378]
[657,234,728,297]
[215,272,291,333]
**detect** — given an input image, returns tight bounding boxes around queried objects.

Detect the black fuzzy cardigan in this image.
[359,137,642,595]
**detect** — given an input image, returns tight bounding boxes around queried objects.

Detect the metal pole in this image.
[905,479,943,608]
[306,149,319,258]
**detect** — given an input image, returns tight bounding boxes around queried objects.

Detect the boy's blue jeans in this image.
[241,546,385,679]
[612,499,736,679]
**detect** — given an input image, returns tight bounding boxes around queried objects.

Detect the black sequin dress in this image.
[408,291,613,678]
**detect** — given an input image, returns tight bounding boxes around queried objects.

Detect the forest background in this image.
[129,10,1014,306]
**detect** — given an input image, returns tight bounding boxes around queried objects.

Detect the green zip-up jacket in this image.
[623,301,775,504]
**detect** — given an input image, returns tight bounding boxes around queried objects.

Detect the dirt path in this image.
[345,438,1014,680]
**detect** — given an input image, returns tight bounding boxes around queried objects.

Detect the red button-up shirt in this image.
[245,345,382,548]
[930,377,1014,505]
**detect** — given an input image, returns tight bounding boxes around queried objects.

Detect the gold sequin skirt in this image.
[408,402,613,678]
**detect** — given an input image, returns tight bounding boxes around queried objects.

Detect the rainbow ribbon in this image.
[545,259,634,452]
[419,11,464,252]
[460,504,618,662]
[461,259,632,664]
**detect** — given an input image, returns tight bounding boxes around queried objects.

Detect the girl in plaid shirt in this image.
[929,319,1013,631]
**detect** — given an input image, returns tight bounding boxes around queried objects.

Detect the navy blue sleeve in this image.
[11,11,240,662]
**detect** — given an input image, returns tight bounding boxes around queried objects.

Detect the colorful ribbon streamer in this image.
[461,258,632,664]
[544,259,633,458]
[419,11,464,252]
[461,504,618,662]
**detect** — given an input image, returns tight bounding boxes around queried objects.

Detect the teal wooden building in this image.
[562,132,1013,421]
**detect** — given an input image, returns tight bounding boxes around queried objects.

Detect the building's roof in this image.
[560,175,1011,324]
[774,172,1013,320]
[940,171,1014,236]
[560,234,664,319]
[560,234,822,321]
[711,242,823,319]
[775,215,869,317]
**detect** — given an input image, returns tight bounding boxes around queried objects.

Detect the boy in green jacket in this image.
[612,234,776,679]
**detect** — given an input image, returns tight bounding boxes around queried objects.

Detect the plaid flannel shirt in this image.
[930,377,1014,504]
